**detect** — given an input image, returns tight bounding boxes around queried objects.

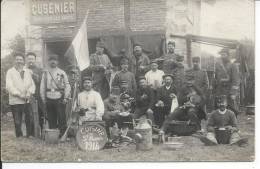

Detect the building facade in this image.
[25,0,201,70]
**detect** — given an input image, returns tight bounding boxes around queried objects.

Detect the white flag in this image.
[65,13,89,71]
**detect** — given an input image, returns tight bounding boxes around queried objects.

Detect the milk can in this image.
[134,118,153,151]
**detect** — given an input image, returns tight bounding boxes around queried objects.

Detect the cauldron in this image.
[215,128,231,144]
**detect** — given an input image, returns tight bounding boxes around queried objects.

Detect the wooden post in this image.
[186,35,192,68]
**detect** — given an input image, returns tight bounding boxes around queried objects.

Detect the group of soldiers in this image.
[6,40,247,146]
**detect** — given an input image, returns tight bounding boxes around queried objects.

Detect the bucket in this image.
[134,119,153,151]
[215,128,231,144]
[44,129,60,144]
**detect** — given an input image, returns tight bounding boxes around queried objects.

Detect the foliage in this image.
[1,34,25,114]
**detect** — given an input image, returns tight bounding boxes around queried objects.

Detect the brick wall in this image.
[77,0,125,36]
[130,0,167,32]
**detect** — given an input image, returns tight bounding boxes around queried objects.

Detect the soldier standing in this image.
[40,54,71,137]
[214,48,240,115]
[112,58,137,95]
[159,41,178,74]
[186,56,209,92]
[172,54,187,91]
[89,41,113,99]
[130,43,150,78]
[26,52,44,133]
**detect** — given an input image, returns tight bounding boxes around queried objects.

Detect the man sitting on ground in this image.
[198,95,248,146]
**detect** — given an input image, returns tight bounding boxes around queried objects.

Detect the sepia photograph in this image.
[1,0,255,163]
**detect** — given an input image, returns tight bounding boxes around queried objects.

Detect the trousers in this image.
[10,104,34,137]
[161,107,201,132]
[46,98,67,136]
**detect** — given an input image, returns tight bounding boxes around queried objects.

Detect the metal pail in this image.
[44,129,60,144]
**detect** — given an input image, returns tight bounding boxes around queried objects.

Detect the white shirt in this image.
[6,67,35,105]
[218,109,227,115]
[145,69,165,89]
[77,89,104,120]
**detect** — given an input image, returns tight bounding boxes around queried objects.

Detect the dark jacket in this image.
[136,86,155,110]
[157,85,177,108]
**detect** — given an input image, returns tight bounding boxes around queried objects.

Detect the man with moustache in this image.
[130,43,150,78]
[159,73,206,134]
[198,95,247,146]
[76,76,104,123]
[89,41,113,99]
[154,74,177,127]
[112,58,137,96]
[134,76,155,123]
[26,52,44,132]
[186,56,209,93]
[40,54,71,137]
[6,52,35,138]
[159,41,178,74]
[214,48,240,115]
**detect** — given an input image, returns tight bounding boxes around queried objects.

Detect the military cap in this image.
[119,49,126,56]
[120,57,129,65]
[162,74,174,80]
[133,43,142,51]
[13,52,25,59]
[138,76,146,81]
[216,95,227,103]
[167,41,175,47]
[150,59,158,64]
[96,41,105,48]
[218,48,230,55]
[82,76,92,82]
[192,56,200,62]
[111,87,120,96]
[48,54,59,61]
[176,54,184,61]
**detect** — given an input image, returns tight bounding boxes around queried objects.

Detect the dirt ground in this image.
[1,112,255,162]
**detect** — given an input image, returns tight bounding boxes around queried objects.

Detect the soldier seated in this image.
[198,95,248,146]
[75,76,104,125]
[159,74,206,135]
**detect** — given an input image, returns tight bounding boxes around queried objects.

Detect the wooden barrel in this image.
[76,121,108,151]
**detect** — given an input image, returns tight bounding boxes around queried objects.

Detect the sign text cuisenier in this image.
[29,0,77,25]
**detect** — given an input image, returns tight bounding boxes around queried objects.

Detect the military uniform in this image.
[161,75,206,133]
[186,68,209,93]
[112,71,137,95]
[155,77,177,127]
[89,42,113,99]
[214,49,240,114]
[28,64,44,132]
[130,53,150,78]
[160,53,177,74]
[40,61,71,136]
[134,84,155,122]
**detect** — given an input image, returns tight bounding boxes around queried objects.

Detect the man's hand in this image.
[156,100,164,107]
[62,98,69,104]
[141,94,148,99]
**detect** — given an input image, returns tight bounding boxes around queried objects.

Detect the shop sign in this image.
[29,0,77,25]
